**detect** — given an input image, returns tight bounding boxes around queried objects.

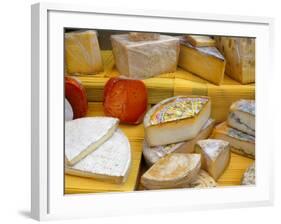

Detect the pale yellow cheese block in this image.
[65,30,103,74]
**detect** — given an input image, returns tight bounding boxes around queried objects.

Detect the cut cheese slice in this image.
[185,35,216,47]
[189,170,217,188]
[227,99,255,136]
[65,30,103,75]
[211,122,255,159]
[195,139,230,180]
[141,153,201,189]
[178,37,226,85]
[65,129,131,184]
[65,117,119,166]
[144,96,211,146]
[143,118,215,166]
[111,34,179,79]
[65,98,73,121]
[241,162,255,185]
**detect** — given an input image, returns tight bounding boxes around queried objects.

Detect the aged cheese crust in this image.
[128,32,160,41]
[185,35,216,47]
[65,129,131,184]
[111,34,180,79]
[195,139,230,180]
[65,117,119,166]
[141,153,201,189]
[211,122,255,159]
[241,162,255,185]
[143,118,215,166]
[143,96,211,146]
[189,170,217,188]
[227,99,255,136]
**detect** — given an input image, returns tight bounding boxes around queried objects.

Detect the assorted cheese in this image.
[184,35,216,47]
[178,37,226,85]
[195,139,230,180]
[65,117,119,166]
[65,129,131,184]
[143,118,215,166]
[241,162,255,185]
[215,36,255,84]
[212,122,255,159]
[65,30,103,75]
[227,100,255,136]
[111,34,180,79]
[143,96,211,146]
[141,153,201,189]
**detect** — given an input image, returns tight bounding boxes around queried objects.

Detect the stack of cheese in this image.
[212,99,255,159]
[141,96,221,189]
[65,117,132,184]
[178,35,226,85]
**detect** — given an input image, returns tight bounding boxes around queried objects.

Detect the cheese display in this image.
[65,99,73,121]
[111,34,180,79]
[65,30,103,74]
[143,96,211,146]
[143,118,215,166]
[185,35,216,47]
[212,122,255,158]
[195,139,230,180]
[141,153,201,189]
[215,36,255,84]
[241,162,255,185]
[128,32,160,41]
[65,117,119,166]
[178,37,226,85]
[227,99,255,136]
[65,129,131,184]
[189,170,217,188]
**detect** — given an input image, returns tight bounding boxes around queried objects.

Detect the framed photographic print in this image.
[31,2,274,221]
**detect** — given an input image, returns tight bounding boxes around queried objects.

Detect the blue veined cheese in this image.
[195,139,230,180]
[241,162,255,185]
[227,99,255,136]
[143,118,215,166]
[65,129,131,184]
[65,117,119,166]
[212,122,255,159]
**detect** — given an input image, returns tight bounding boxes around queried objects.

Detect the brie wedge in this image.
[241,162,255,185]
[195,139,230,180]
[141,153,201,190]
[144,96,211,147]
[212,122,255,159]
[65,129,131,184]
[143,118,215,166]
[227,99,255,136]
[65,117,119,166]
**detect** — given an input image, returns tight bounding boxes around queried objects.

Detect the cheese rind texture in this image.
[241,162,255,185]
[141,153,201,189]
[212,122,255,158]
[65,129,131,184]
[195,139,230,180]
[65,30,103,74]
[178,37,226,85]
[65,117,119,165]
[143,118,215,166]
[111,34,180,79]
[215,36,255,84]
[128,32,160,41]
[189,170,217,188]
[227,100,255,136]
[185,35,216,47]
[65,98,73,121]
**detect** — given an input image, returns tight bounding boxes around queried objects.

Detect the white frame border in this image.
[31,2,275,221]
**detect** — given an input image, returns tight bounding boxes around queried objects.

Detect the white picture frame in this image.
[31,2,275,221]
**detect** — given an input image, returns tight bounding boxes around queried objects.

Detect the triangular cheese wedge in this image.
[144,96,211,146]
[65,129,131,184]
[141,153,201,189]
[195,139,230,180]
[143,118,215,166]
[65,117,119,166]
